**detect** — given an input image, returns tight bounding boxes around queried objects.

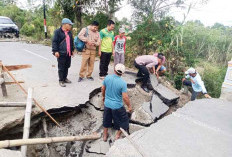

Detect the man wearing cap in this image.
[113,28,127,67]
[52,18,74,87]
[102,63,132,141]
[134,54,163,92]
[182,67,211,101]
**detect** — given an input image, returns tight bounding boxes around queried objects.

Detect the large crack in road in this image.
[0,82,180,157]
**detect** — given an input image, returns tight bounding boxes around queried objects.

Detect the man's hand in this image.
[87,40,95,46]
[128,106,132,113]
[54,52,60,58]
[204,94,212,99]
[190,79,195,84]
[155,71,159,78]
[182,78,186,82]
[71,52,74,58]
[112,50,115,57]
[98,51,101,57]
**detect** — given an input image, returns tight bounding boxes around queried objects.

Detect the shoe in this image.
[87,77,94,81]
[64,78,72,83]
[99,76,105,80]
[135,78,143,83]
[59,81,66,87]
[78,77,83,82]
[141,85,149,93]
[147,83,154,90]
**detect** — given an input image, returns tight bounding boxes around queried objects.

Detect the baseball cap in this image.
[187,67,196,74]
[62,18,74,25]
[119,28,125,33]
[115,64,125,75]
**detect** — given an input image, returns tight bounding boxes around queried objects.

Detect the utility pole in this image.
[43,0,47,38]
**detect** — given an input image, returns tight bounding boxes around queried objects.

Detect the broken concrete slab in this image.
[129,123,146,134]
[143,94,169,120]
[106,99,232,157]
[130,106,153,126]
[86,139,111,155]
[0,149,22,157]
[153,83,179,106]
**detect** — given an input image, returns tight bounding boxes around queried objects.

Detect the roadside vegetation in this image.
[0,0,231,98]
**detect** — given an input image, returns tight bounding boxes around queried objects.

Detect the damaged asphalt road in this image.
[0,41,180,156]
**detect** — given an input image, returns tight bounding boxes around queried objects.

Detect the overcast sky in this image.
[17,0,232,26]
[115,0,232,26]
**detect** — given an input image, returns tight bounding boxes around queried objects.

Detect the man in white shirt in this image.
[182,68,211,101]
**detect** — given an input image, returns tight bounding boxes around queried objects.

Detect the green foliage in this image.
[0,4,26,28]
[198,62,227,98]
[20,23,34,36]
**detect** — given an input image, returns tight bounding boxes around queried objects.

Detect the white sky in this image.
[17,0,232,26]
[116,0,232,26]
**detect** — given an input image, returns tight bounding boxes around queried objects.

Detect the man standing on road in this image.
[78,21,100,82]
[102,64,132,141]
[99,20,115,79]
[134,54,163,92]
[52,18,74,87]
[182,67,211,101]
[113,28,127,67]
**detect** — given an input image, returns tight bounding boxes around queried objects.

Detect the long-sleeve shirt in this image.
[185,73,207,93]
[78,26,100,50]
[52,27,74,55]
[135,55,158,68]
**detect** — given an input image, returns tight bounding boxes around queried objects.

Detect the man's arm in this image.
[98,41,102,56]
[94,32,101,46]
[52,30,60,58]
[197,78,211,98]
[78,28,88,42]
[122,92,132,112]
[102,85,106,102]
[112,42,115,56]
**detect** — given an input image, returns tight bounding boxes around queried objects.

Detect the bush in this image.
[20,23,35,36]
[198,62,227,98]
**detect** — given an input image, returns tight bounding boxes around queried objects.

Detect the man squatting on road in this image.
[182,67,211,101]
[52,18,74,87]
[134,54,164,92]
[102,63,132,141]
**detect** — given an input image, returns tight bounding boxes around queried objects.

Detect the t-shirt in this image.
[185,72,207,93]
[103,74,127,109]
[135,55,158,68]
[100,28,114,53]
[113,35,126,53]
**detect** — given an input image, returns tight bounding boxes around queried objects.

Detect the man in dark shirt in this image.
[52,18,74,87]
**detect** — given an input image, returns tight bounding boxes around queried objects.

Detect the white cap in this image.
[115,64,125,75]
[187,67,196,74]
[119,28,125,33]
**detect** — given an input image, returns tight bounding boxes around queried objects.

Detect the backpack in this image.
[74,27,88,52]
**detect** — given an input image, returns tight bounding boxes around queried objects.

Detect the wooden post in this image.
[0,134,101,148]
[0,61,7,97]
[21,88,33,157]
[2,64,61,127]
[120,128,147,157]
